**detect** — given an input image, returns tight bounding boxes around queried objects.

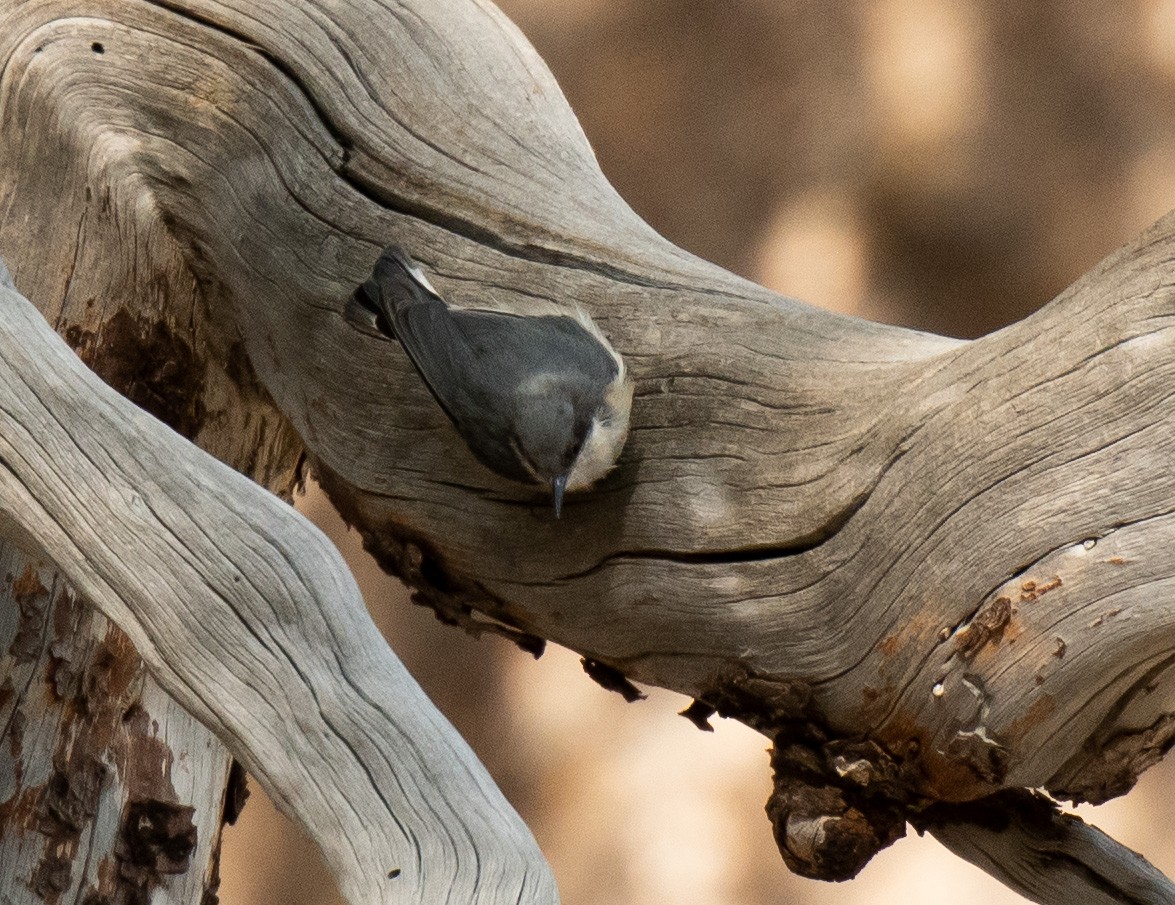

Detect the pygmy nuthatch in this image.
[347,246,633,516]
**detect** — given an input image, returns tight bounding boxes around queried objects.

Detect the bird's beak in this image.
[552,474,568,518]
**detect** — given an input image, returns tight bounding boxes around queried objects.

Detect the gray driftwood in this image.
[0,545,236,905]
[4,1,1175,903]
[0,263,556,902]
[924,790,1175,905]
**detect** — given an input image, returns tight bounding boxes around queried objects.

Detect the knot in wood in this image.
[766,733,909,881]
[766,782,904,881]
[116,799,198,876]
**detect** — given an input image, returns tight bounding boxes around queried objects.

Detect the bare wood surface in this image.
[924,791,1175,905]
[0,52,306,899]
[0,264,556,904]
[5,0,1175,900]
[0,548,233,905]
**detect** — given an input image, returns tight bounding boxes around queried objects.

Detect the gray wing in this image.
[361,246,618,479]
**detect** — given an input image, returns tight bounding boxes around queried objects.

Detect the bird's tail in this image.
[347,245,445,339]
[361,245,444,319]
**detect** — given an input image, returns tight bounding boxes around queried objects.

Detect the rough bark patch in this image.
[64,309,206,438]
[9,564,50,663]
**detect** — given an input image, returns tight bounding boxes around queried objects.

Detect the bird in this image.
[347,245,633,517]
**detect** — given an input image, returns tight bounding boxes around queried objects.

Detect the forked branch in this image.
[4,0,1175,900]
[0,260,556,904]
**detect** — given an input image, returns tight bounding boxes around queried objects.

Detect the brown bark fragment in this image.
[679,699,716,731]
[10,564,50,663]
[3,576,230,905]
[955,596,1013,660]
[30,755,109,902]
[764,726,912,881]
[116,799,198,875]
[13,563,49,600]
[766,771,906,881]
[222,759,250,826]
[580,658,646,702]
[1020,577,1063,601]
[700,666,815,733]
[1052,713,1175,805]
[64,309,207,438]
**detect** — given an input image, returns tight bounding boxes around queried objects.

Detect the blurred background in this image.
[219,1,1175,903]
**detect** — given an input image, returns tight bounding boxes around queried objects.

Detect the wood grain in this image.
[4,0,1175,900]
[0,266,556,903]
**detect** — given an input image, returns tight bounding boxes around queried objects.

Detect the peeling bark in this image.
[0,271,558,903]
[0,553,231,905]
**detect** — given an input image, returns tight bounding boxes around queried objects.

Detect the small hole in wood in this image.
[91,42,105,54]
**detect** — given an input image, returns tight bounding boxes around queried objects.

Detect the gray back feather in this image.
[364,246,619,480]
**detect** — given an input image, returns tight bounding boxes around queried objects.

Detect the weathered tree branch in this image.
[5,0,1175,901]
[923,791,1175,905]
[0,545,236,905]
[0,261,556,903]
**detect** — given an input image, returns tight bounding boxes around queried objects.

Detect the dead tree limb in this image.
[0,262,556,902]
[0,545,236,905]
[923,791,1175,905]
[4,1,1175,902]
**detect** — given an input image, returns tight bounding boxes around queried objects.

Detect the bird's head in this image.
[511,369,632,517]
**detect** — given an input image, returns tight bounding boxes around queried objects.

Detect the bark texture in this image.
[924,790,1175,905]
[3,1,1175,902]
[1,3,308,897]
[0,550,232,905]
[0,259,557,905]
